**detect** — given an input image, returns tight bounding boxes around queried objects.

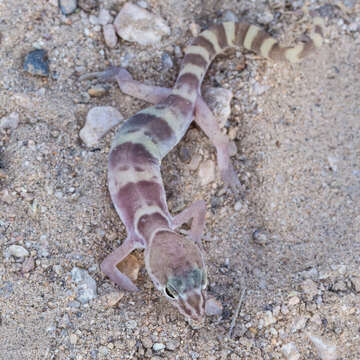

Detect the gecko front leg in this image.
[100,234,140,292]
[195,97,241,192]
[80,66,171,104]
[172,200,206,245]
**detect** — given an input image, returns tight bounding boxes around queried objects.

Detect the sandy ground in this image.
[0,0,359,359]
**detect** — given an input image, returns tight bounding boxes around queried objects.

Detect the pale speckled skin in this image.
[82,17,324,322]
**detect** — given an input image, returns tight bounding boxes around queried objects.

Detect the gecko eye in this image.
[165,285,178,299]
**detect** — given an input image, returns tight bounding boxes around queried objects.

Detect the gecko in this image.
[81,16,324,323]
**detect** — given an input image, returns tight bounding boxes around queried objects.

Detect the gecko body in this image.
[82,17,324,322]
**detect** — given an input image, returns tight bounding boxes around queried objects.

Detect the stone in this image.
[80,106,123,146]
[103,24,118,48]
[308,333,337,360]
[0,112,19,130]
[263,311,277,327]
[98,8,113,25]
[23,49,49,77]
[6,245,29,258]
[205,297,223,316]
[199,160,216,185]
[301,279,318,298]
[22,257,35,273]
[59,0,77,15]
[252,229,269,246]
[203,87,233,128]
[281,343,300,360]
[350,276,360,293]
[114,3,170,46]
[153,343,165,352]
[116,254,140,282]
[88,85,108,97]
[102,291,124,308]
[71,267,97,304]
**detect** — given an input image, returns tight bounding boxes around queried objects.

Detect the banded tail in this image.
[173,17,324,100]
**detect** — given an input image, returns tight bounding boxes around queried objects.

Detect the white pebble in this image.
[98,9,113,25]
[263,310,277,327]
[71,267,97,304]
[205,297,223,316]
[153,343,165,351]
[103,24,118,48]
[114,3,170,46]
[199,160,216,185]
[308,333,337,360]
[0,112,19,130]
[203,87,233,128]
[281,343,300,360]
[6,245,29,258]
[80,106,123,146]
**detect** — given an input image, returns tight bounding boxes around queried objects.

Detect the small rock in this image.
[189,23,201,37]
[165,339,179,351]
[263,310,277,327]
[0,169,7,179]
[23,49,49,77]
[88,85,108,97]
[288,296,300,306]
[142,337,153,349]
[161,52,173,69]
[69,333,78,345]
[203,87,233,128]
[103,24,118,48]
[327,156,338,171]
[98,8,113,25]
[102,291,124,308]
[332,280,347,292]
[98,346,109,356]
[80,106,123,146]
[59,0,77,15]
[252,229,268,246]
[257,11,274,25]
[281,343,300,360]
[291,316,307,332]
[221,10,239,22]
[188,154,202,171]
[199,160,216,185]
[22,257,35,273]
[0,189,13,204]
[308,333,337,360]
[126,319,137,329]
[205,297,223,316]
[301,279,318,298]
[6,245,29,258]
[234,201,242,211]
[114,3,170,46]
[71,267,97,304]
[78,0,97,12]
[0,112,19,130]
[350,276,360,293]
[116,254,140,282]
[153,343,165,352]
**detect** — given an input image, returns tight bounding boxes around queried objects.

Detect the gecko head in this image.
[145,230,208,322]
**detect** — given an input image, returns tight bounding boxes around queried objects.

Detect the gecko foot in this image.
[79,66,133,83]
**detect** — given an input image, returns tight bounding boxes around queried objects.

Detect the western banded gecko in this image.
[82,16,323,323]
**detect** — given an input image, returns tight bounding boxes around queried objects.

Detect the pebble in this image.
[301,279,318,298]
[69,333,78,345]
[165,339,179,351]
[98,9,113,25]
[80,106,123,146]
[189,23,201,37]
[203,87,233,128]
[103,24,118,48]
[0,112,19,130]
[153,343,165,352]
[88,85,108,97]
[263,311,277,327]
[102,291,124,308]
[234,201,242,212]
[116,254,140,282]
[308,333,337,360]
[188,154,202,171]
[126,319,137,329]
[6,245,29,258]
[0,169,6,179]
[0,189,13,204]
[23,49,49,76]
[114,3,170,46]
[288,296,300,306]
[78,0,97,12]
[205,297,223,316]
[71,267,97,304]
[59,0,77,15]
[350,276,360,293]
[142,337,153,349]
[252,229,269,246]
[22,257,35,273]
[161,52,173,69]
[221,10,239,23]
[199,160,216,185]
[332,280,347,292]
[291,316,307,332]
[281,343,300,360]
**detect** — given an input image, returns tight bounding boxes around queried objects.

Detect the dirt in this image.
[0,0,359,359]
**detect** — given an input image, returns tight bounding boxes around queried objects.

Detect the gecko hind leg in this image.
[172,200,206,245]
[80,66,171,104]
[195,97,241,193]
[100,235,140,292]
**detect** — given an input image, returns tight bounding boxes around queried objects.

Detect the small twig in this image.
[228,287,246,338]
